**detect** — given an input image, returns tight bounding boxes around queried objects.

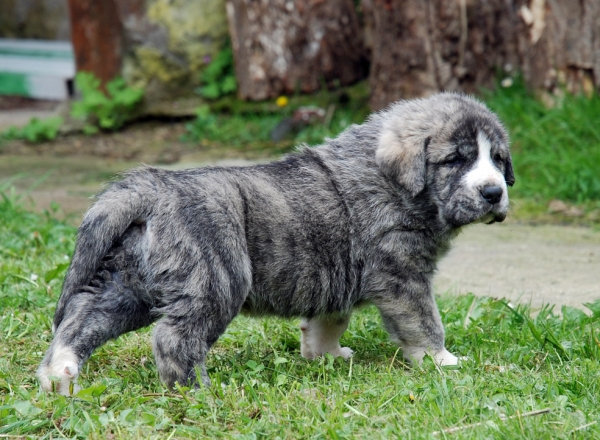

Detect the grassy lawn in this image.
[1,180,600,438]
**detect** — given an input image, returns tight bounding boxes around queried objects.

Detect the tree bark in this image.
[518,0,600,96]
[368,0,600,110]
[226,0,368,100]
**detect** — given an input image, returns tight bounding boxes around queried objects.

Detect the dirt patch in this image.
[0,120,277,222]
[435,223,600,311]
[0,96,58,111]
[1,120,190,160]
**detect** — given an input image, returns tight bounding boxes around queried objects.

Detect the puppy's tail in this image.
[52,174,153,331]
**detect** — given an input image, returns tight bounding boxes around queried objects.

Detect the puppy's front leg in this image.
[372,276,458,367]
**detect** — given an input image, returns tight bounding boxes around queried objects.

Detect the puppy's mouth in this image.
[444,198,509,227]
[481,211,506,224]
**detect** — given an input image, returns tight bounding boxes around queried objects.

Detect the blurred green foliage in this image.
[0,116,63,143]
[71,72,144,133]
[196,47,237,100]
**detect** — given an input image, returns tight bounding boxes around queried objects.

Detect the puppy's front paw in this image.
[333,346,354,360]
[431,348,459,366]
[301,344,354,360]
[402,346,461,367]
[299,318,353,360]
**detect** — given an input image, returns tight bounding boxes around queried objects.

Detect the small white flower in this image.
[30,273,39,281]
[501,77,513,88]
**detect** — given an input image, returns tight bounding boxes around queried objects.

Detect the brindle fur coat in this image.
[38,93,514,394]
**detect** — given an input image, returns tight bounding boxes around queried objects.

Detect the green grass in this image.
[1,193,600,438]
[483,80,600,204]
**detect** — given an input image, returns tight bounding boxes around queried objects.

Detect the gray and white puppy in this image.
[38,93,514,395]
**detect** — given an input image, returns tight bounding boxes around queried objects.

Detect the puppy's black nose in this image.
[480,186,503,204]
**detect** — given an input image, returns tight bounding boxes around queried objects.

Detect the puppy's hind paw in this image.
[38,346,81,396]
[38,362,81,395]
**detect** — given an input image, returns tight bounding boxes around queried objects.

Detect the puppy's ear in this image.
[376,129,429,196]
[504,156,515,186]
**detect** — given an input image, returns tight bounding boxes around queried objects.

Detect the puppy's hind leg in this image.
[300,315,353,360]
[152,291,247,389]
[38,271,154,395]
[151,215,254,389]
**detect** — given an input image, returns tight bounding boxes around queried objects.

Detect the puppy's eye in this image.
[493,153,503,163]
[444,155,465,167]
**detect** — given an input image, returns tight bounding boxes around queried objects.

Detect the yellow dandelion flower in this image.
[276,96,289,107]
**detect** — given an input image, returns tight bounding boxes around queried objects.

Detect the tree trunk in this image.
[518,0,600,97]
[368,0,600,110]
[67,0,123,86]
[226,0,368,101]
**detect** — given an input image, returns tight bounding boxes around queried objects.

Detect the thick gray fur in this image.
[38,93,514,393]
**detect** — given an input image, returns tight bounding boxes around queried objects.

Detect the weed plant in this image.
[1,191,599,438]
[196,47,237,100]
[71,72,144,134]
[0,72,144,143]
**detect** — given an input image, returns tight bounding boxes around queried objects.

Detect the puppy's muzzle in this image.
[479,185,507,224]
[480,185,503,205]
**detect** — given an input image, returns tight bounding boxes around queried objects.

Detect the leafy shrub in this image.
[196,48,237,100]
[0,116,63,143]
[71,72,144,133]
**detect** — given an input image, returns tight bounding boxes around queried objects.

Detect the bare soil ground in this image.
[1,111,598,311]
[436,223,600,311]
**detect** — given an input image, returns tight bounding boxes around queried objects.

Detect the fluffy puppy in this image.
[38,93,514,394]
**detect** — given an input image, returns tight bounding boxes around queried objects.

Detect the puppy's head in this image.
[376,93,514,227]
